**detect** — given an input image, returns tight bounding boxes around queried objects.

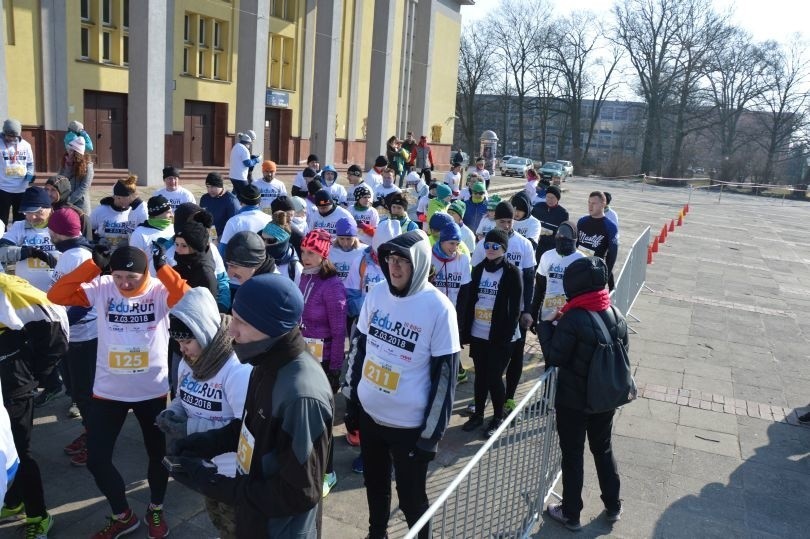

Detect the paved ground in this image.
[3,175,810,538]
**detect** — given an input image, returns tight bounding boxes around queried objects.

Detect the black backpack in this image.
[584,307,637,414]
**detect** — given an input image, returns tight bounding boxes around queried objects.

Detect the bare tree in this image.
[456,31,497,156]
[613,0,687,175]
[582,45,623,166]
[755,37,810,183]
[706,27,771,181]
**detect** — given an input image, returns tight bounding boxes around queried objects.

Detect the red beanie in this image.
[301,229,332,259]
[48,207,81,237]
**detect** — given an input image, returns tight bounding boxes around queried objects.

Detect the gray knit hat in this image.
[3,119,21,137]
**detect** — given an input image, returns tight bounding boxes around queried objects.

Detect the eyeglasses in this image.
[483,242,502,251]
[384,255,411,267]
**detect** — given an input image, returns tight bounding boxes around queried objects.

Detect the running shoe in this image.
[460,403,477,417]
[322,472,338,498]
[67,402,81,419]
[461,414,484,432]
[70,447,88,467]
[798,411,810,424]
[352,455,364,474]
[33,388,61,408]
[456,366,469,384]
[0,502,25,523]
[24,512,53,539]
[64,432,87,455]
[546,503,581,531]
[91,510,140,539]
[484,418,504,438]
[345,429,361,447]
[606,504,623,523]
[144,506,168,539]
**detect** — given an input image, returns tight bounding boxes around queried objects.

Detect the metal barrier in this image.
[404,368,561,539]
[609,226,650,321]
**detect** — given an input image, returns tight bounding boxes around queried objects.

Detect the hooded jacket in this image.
[48,175,93,238]
[347,230,461,453]
[299,270,347,371]
[539,258,629,411]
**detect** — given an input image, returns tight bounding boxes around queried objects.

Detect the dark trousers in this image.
[85,396,168,514]
[3,396,47,518]
[0,189,23,226]
[505,326,527,401]
[470,337,513,419]
[360,410,430,539]
[556,406,621,520]
[67,338,97,425]
[230,179,247,196]
[40,365,64,394]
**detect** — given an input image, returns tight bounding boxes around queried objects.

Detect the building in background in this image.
[0,0,469,184]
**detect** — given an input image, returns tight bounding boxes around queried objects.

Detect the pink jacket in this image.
[299,272,347,371]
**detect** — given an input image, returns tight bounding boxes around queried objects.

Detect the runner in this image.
[153,167,196,212]
[129,196,175,276]
[349,185,379,247]
[91,176,138,249]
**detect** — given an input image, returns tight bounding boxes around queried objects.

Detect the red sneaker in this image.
[345,429,361,447]
[144,506,169,538]
[92,509,140,539]
[70,447,88,466]
[64,432,87,455]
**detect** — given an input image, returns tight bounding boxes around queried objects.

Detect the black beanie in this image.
[385,192,408,211]
[510,192,530,214]
[604,191,612,205]
[173,203,203,234]
[175,221,209,253]
[307,179,323,195]
[563,257,608,299]
[113,180,136,197]
[162,166,180,179]
[238,184,261,205]
[225,231,267,267]
[484,228,509,251]
[271,196,294,212]
[147,195,171,217]
[307,154,319,164]
[494,201,515,220]
[303,167,317,179]
[314,190,333,207]
[546,185,561,200]
[205,172,224,187]
[168,315,195,341]
[347,164,363,177]
[109,246,148,274]
[374,155,388,168]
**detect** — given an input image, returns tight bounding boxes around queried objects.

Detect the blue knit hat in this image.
[335,217,357,237]
[232,273,303,338]
[19,187,52,212]
[436,183,452,200]
[439,222,461,243]
[428,211,454,232]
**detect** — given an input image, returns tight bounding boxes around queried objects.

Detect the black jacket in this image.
[457,259,522,346]
[174,249,218,298]
[531,202,569,257]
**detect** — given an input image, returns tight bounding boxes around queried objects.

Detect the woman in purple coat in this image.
[298,228,347,497]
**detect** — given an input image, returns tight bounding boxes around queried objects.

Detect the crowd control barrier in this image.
[609,226,651,327]
[404,368,560,539]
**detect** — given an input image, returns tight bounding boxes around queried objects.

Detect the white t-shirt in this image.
[357,283,460,428]
[129,224,176,277]
[458,223,477,254]
[229,143,251,181]
[475,215,496,239]
[324,182,348,206]
[0,139,34,193]
[513,216,542,246]
[329,244,367,285]
[346,180,372,207]
[2,221,58,291]
[524,180,538,202]
[152,187,196,212]
[537,250,585,321]
[431,251,471,306]
[374,184,401,206]
[81,276,172,401]
[444,171,461,196]
[219,208,272,247]
[349,205,379,246]
[365,168,383,190]
[472,231,535,309]
[471,267,502,340]
[307,206,356,239]
[90,204,132,248]
[344,255,385,295]
[254,178,288,212]
[51,246,98,342]
[127,201,149,231]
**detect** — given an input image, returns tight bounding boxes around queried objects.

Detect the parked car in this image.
[539,161,566,185]
[498,155,513,174]
[501,156,534,177]
[556,160,573,178]
[450,151,469,167]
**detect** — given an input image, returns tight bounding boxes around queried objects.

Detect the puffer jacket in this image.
[299,272,347,371]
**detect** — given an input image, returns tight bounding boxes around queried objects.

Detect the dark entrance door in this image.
[264,107,281,164]
[84,91,127,169]
[184,101,214,166]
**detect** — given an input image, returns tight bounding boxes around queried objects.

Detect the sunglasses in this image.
[384,255,411,267]
[483,242,503,251]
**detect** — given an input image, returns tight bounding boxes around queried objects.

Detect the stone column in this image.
[309,0,342,164]
[0,1,8,120]
[40,0,69,130]
[235,0,271,157]
[345,0,364,148]
[364,0,396,168]
[164,0,175,135]
[128,0,166,186]
[299,0,317,148]
[408,0,434,138]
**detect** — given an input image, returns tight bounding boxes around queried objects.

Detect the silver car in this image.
[501,157,534,178]
[556,160,573,178]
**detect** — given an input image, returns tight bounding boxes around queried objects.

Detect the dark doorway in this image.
[84,91,128,169]
[184,101,215,166]
[264,108,281,164]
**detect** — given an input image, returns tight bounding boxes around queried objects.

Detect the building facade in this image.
[1,0,469,184]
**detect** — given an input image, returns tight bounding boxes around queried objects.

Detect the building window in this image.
[102,0,112,25]
[198,50,205,77]
[80,27,90,58]
[214,21,221,49]
[102,31,111,61]
[271,0,297,22]
[184,15,190,43]
[198,18,206,46]
[80,0,90,21]
[122,34,129,64]
[183,48,190,74]
[213,53,220,79]
[182,14,230,81]
[122,0,129,28]
[268,34,295,90]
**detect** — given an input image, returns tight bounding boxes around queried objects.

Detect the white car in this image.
[556,160,573,178]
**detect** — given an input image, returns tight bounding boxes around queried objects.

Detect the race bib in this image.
[363,357,401,394]
[4,163,25,178]
[27,257,50,270]
[577,245,595,257]
[475,307,493,322]
[304,338,324,362]
[105,236,126,247]
[542,295,566,321]
[208,227,218,242]
[107,345,149,374]
[236,419,255,475]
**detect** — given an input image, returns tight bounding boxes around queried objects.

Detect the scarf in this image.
[560,289,611,315]
[432,241,454,262]
[482,255,505,273]
[190,314,234,380]
[146,218,172,230]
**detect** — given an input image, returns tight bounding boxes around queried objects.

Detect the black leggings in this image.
[85,396,168,514]
[470,337,514,419]
[0,189,23,227]
[3,396,47,518]
[505,325,527,401]
[67,339,97,426]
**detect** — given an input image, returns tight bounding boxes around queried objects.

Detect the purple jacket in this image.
[299,272,347,371]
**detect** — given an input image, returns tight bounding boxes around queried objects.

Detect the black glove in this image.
[169,431,219,459]
[92,245,112,271]
[169,456,220,495]
[151,241,167,271]
[430,165,435,171]
[30,248,58,268]
[327,370,341,394]
[411,446,436,463]
[344,399,360,433]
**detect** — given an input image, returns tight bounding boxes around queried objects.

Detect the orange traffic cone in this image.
[652,235,659,253]
[684,204,689,214]
[677,214,683,226]
[659,225,667,243]
[669,219,675,232]
[647,246,653,264]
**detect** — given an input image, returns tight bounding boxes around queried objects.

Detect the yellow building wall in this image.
[5,1,42,126]
[385,1,405,138]
[428,10,461,145]
[353,3,374,141]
